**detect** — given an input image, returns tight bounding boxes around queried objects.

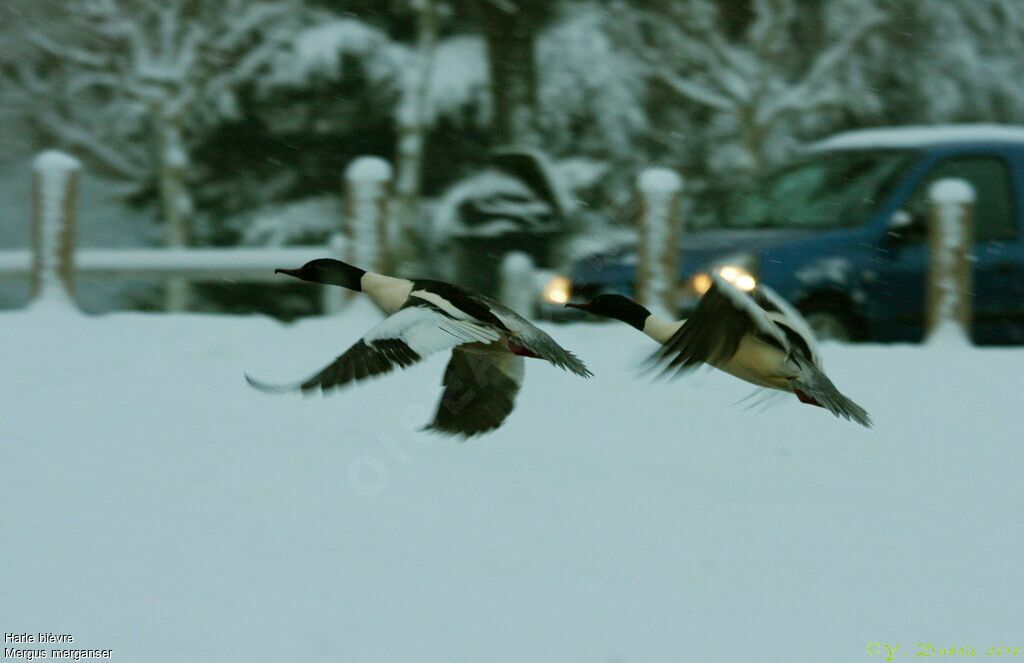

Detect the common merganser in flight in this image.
[247,259,592,437]
[567,274,871,427]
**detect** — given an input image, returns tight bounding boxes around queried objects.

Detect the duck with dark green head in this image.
[567,276,871,427]
[247,258,593,438]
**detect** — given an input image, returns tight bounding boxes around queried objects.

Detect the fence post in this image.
[926,178,975,345]
[499,251,535,319]
[344,157,393,278]
[161,119,193,313]
[31,150,81,309]
[636,168,683,316]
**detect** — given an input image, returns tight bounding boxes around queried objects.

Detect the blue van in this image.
[558,125,1024,344]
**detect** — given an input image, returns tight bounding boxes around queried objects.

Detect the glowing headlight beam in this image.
[692,273,713,295]
[542,275,572,304]
[718,265,740,282]
[714,265,757,292]
[733,274,756,291]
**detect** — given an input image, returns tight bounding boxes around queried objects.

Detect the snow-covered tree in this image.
[536,2,648,160]
[3,0,314,306]
[614,0,885,178]
[256,7,458,271]
[393,0,441,272]
[855,0,1024,126]
[473,0,558,146]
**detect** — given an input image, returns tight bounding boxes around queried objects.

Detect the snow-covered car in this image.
[553,125,1024,344]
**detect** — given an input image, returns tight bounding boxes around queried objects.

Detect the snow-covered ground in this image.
[2,303,1022,662]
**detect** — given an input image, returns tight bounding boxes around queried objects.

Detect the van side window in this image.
[905,156,1018,241]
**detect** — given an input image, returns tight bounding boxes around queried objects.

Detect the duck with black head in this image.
[249,259,593,438]
[567,274,871,427]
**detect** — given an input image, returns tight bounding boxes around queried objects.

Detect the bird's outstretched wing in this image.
[246,301,501,394]
[486,302,593,378]
[648,274,787,377]
[423,350,525,438]
[756,284,821,367]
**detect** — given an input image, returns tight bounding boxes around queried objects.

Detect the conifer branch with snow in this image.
[614,0,885,177]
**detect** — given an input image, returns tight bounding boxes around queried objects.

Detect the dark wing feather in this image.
[245,338,421,395]
[510,327,592,377]
[756,284,822,367]
[484,301,593,378]
[411,279,510,329]
[246,301,501,395]
[423,350,525,438]
[775,322,815,365]
[647,277,783,377]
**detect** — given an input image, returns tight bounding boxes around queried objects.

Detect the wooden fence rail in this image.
[0,149,396,315]
[0,246,341,282]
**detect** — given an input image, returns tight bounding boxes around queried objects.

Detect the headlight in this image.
[691,264,757,294]
[541,275,572,304]
[717,265,757,291]
[691,272,714,295]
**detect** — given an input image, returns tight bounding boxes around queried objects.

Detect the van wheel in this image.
[802,309,855,342]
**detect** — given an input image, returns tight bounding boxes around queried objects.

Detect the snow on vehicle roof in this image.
[809,124,1024,151]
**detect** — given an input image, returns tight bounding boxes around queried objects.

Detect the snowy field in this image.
[2,302,1023,662]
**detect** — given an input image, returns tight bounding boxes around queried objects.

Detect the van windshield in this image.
[723,151,910,229]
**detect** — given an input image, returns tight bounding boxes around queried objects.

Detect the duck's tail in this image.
[792,365,872,428]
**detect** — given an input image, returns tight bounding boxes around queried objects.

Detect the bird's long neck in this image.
[642,313,684,344]
[360,272,413,314]
[601,299,682,343]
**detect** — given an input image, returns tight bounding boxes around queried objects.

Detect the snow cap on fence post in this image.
[499,251,536,319]
[344,156,393,275]
[31,150,81,311]
[926,177,975,346]
[636,167,684,318]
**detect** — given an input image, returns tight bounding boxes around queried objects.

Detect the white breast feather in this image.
[361,273,413,313]
[364,306,500,356]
